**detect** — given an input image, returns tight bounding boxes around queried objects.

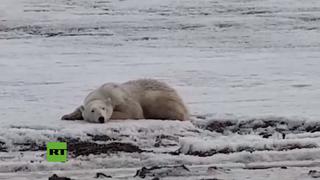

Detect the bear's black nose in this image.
[98,117,105,123]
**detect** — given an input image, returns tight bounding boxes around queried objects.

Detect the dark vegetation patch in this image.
[205,120,236,133]
[13,141,46,151]
[299,17,320,22]
[276,143,317,151]
[56,137,143,157]
[183,147,235,157]
[179,24,205,30]
[1,25,113,38]
[24,9,50,12]
[241,10,273,15]
[215,23,234,28]
[13,165,30,172]
[127,37,159,41]
[1,135,142,157]
[180,143,317,157]
[86,133,116,141]
[154,134,178,147]
[305,124,320,133]
[49,172,112,179]
[203,118,320,138]
[69,141,143,157]
[258,131,273,139]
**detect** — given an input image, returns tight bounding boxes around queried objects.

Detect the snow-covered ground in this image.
[1,0,320,179]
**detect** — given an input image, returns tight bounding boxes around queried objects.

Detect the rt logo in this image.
[46,142,67,162]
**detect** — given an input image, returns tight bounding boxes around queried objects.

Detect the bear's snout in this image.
[98,116,105,123]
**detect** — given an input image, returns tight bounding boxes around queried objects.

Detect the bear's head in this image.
[80,99,113,123]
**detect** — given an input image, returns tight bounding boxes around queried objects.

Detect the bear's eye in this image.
[91,109,95,113]
[102,107,105,110]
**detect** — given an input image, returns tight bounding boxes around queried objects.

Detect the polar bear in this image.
[61,79,189,123]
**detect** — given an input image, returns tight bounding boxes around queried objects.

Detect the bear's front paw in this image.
[61,114,71,120]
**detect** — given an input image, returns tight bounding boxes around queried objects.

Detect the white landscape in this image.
[1,0,320,179]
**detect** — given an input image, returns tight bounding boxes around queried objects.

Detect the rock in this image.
[134,165,190,178]
[48,174,71,180]
[95,172,112,178]
[308,170,320,178]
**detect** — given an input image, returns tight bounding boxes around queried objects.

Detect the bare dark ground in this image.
[57,137,143,157]
[0,135,143,157]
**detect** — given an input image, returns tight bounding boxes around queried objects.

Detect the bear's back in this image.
[123,79,175,92]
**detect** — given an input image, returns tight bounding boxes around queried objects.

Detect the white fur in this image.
[62,79,189,123]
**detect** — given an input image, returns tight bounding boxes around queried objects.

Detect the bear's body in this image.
[62,79,189,123]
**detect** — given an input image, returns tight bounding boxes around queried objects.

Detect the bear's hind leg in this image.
[61,106,83,120]
[110,98,144,120]
[144,97,189,121]
[162,101,188,121]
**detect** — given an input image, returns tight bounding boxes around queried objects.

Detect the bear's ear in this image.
[79,105,85,113]
[105,97,111,104]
